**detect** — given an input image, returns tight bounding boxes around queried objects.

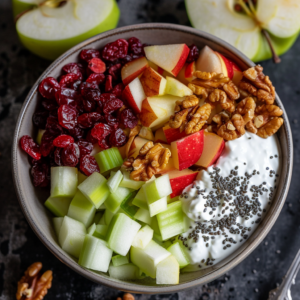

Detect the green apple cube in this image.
[78,172,88,185]
[156,201,184,240]
[130,240,170,278]
[94,225,108,240]
[51,167,78,198]
[120,190,139,218]
[78,235,112,272]
[59,216,86,258]
[53,217,63,237]
[107,170,123,193]
[36,129,45,145]
[104,209,115,226]
[78,172,110,209]
[107,213,141,256]
[109,263,140,280]
[132,225,153,249]
[87,223,97,235]
[92,211,104,225]
[119,171,145,190]
[112,254,129,267]
[167,242,190,269]
[156,255,179,284]
[44,196,72,217]
[105,187,132,213]
[67,191,96,228]
[132,188,148,210]
[95,147,123,173]
[148,196,168,217]
[134,208,152,225]
[143,174,172,204]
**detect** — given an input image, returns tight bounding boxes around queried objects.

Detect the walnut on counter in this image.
[16,262,52,300]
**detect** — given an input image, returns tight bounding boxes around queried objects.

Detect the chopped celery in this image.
[36,129,45,145]
[156,255,179,284]
[53,217,63,237]
[78,172,110,209]
[104,209,115,226]
[167,242,190,268]
[130,240,170,278]
[156,201,184,240]
[148,196,168,217]
[167,195,178,204]
[59,216,86,258]
[107,170,123,193]
[120,190,139,218]
[67,191,96,227]
[105,187,132,213]
[99,214,106,225]
[94,224,108,240]
[78,235,112,272]
[109,263,140,280]
[98,203,106,210]
[134,208,152,225]
[87,223,96,235]
[162,240,172,249]
[45,196,72,217]
[112,255,129,267]
[132,188,148,210]
[107,213,141,256]
[78,172,88,185]
[92,211,104,225]
[132,225,153,249]
[51,167,78,198]
[95,147,123,173]
[119,171,145,190]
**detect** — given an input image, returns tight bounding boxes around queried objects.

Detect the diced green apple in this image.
[107,213,141,256]
[78,172,110,209]
[109,263,140,280]
[132,225,154,249]
[112,254,129,267]
[44,196,72,217]
[95,147,123,173]
[156,255,179,284]
[167,242,190,268]
[50,167,78,198]
[107,170,123,193]
[105,187,132,213]
[53,217,63,237]
[119,170,145,190]
[134,208,152,225]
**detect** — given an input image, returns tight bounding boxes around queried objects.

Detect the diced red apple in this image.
[171,131,204,171]
[139,127,154,141]
[122,77,146,114]
[156,144,176,174]
[176,61,196,85]
[231,60,243,86]
[195,132,225,168]
[167,169,198,198]
[165,76,193,97]
[139,95,184,130]
[148,61,174,78]
[196,46,222,74]
[128,136,150,158]
[154,128,168,144]
[140,67,167,97]
[144,44,190,77]
[121,57,148,85]
[163,125,188,144]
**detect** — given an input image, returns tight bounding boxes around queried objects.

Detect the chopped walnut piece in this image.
[245,120,258,134]
[217,114,245,140]
[235,97,256,124]
[223,81,240,100]
[187,83,210,99]
[16,262,52,300]
[212,111,231,126]
[257,117,284,138]
[252,104,283,130]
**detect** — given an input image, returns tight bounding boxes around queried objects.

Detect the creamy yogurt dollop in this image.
[180,132,281,271]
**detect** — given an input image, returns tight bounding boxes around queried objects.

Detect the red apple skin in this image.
[217,53,234,79]
[171,44,190,77]
[163,125,188,144]
[139,98,158,127]
[171,130,204,171]
[157,66,164,75]
[169,171,198,198]
[185,61,195,78]
[122,85,141,114]
[208,140,225,167]
[121,57,148,85]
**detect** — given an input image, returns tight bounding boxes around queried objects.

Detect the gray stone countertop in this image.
[1,0,300,299]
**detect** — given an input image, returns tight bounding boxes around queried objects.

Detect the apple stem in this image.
[262,29,281,64]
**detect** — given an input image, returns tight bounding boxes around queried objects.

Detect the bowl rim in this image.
[12,23,293,294]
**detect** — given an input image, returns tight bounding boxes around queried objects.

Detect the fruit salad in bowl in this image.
[13,24,292,292]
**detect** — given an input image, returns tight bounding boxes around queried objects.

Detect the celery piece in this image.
[93,224,108,240]
[51,167,78,198]
[67,191,96,227]
[92,211,104,225]
[112,255,129,267]
[78,172,110,209]
[105,187,132,213]
[167,242,190,268]
[119,171,145,190]
[104,209,115,226]
[162,240,172,249]
[87,223,96,235]
[109,263,140,280]
[132,225,153,249]
[134,208,152,225]
[156,255,179,284]
[78,172,88,185]
[132,188,148,210]
[45,196,72,217]
[99,214,106,225]
[148,196,168,217]
[107,170,123,193]
[98,203,106,210]
[53,217,63,237]
[120,190,139,218]
[156,201,184,240]
[95,147,123,173]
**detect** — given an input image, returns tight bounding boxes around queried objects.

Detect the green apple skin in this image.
[12,0,35,19]
[16,0,120,60]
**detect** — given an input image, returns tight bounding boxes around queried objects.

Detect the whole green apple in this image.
[12,0,35,18]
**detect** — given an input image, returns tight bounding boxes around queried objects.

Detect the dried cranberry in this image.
[68,80,82,91]
[128,37,144,57]
[100,93,116,103]
[49,109,58,119]
[38,77,60,100]
[111,83,125,98]
[82,98,96,112]
[28,156,39,166]
[46,116,64,136]
[88,57,106,74]
[58,105,77,130]
[31,160,49,187]
[80,49,100,62]
[102,39,128,61]
[20,135,42,160]
[79,82,99,92]
[77,140,93,156]
[60,73,82,87]
[105,75,113,92]
[121,55,133,65]
[42,98,58,111]
[91,123,112,140]
[98,136,110,149]
[55,88,79,106]
[86,73,106,85]
[78,112,103,128]
[62,63,84,76]
[54,147,62,165]
[105,113,119,129]
[120,108,138,128]
[103,98,123,114]
[32,110,49,129]
[186,44,199,63]
[61,143,80,167]
[109,128,127,147]
[80,155,100,176]
[53,134,74,147]
[40,131,55,157]
[68,126,85,141]
[86,130,98,144]
[108,63,122,80]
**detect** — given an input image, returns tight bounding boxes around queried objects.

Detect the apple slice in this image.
[144,44,190,76]
[148,61,174,78]
[176,61,196,85]
[167,169,198,198]
[171,131,204,170]
[196,46,223,74]
[165,77,193,97]
[140,95,184,130]
[195,132,225,168]
[139,127,154,141]
[16,0,120,60]
[163,125,188,144]
[140,67,167,97]
[128,136,150,158]
[154,128,168,144]
[121,57,148,85]
[122,77,146,114]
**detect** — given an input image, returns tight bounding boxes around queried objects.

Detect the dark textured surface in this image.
[1,0,300,299]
